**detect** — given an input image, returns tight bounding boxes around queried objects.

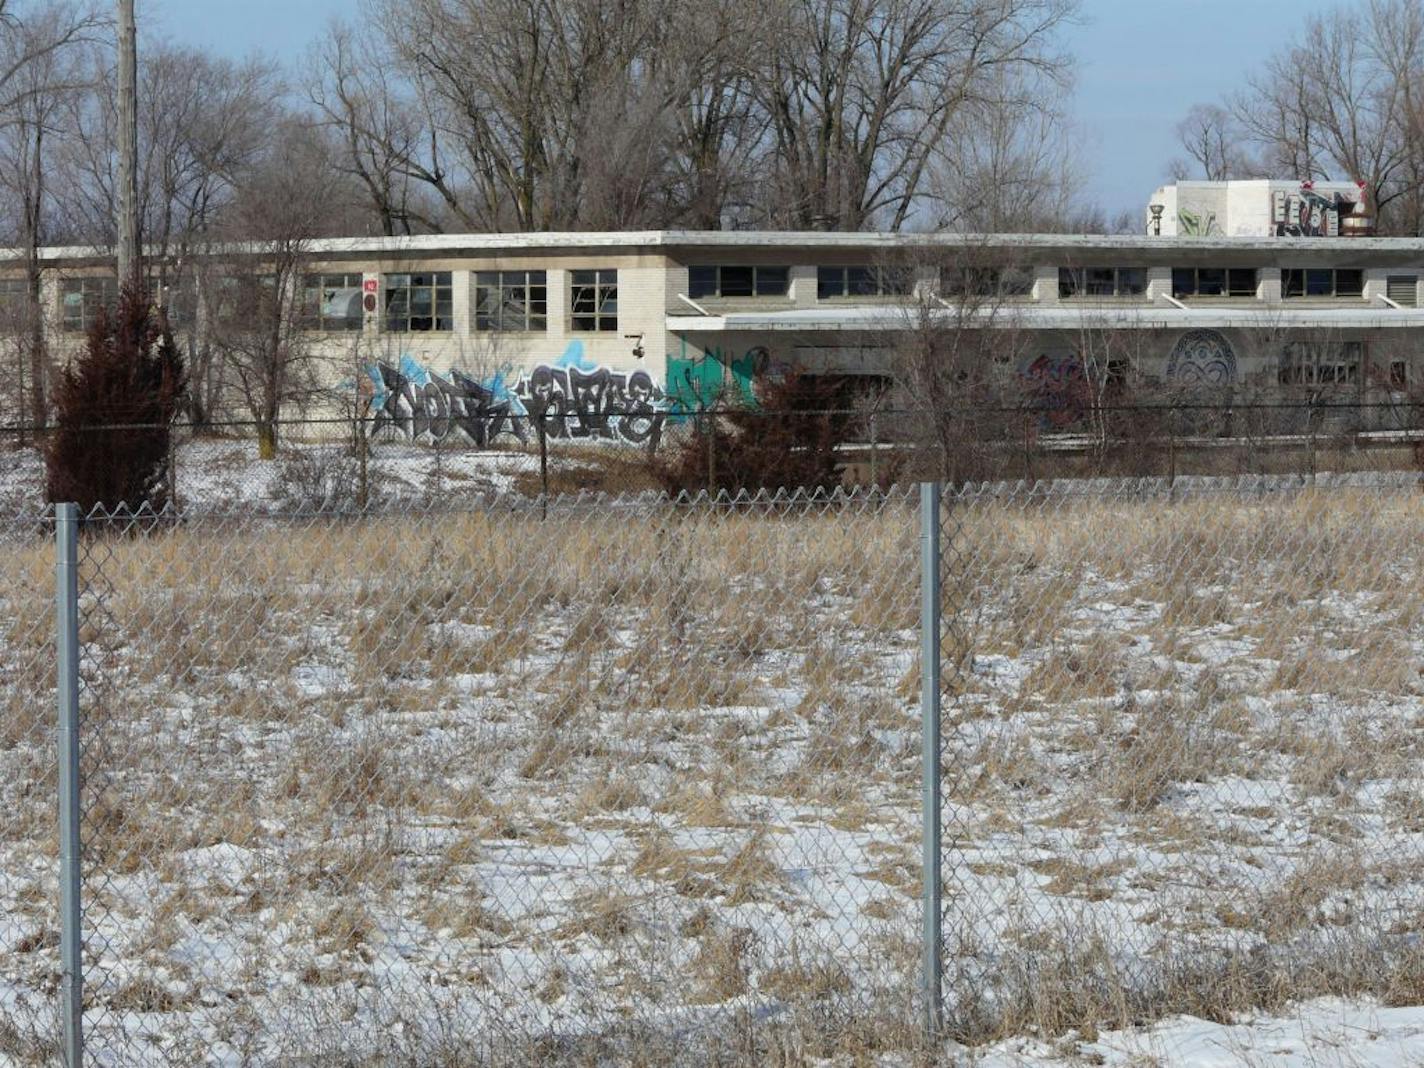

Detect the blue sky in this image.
[149,0,1337,222]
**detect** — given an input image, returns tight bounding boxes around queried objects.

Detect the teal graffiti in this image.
[666,340,767,415]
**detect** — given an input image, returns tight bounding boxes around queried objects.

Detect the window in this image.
[1058,267,1145,298]
[817,266,912,299]
[688,265,790,299]
[1283,268,1364,298]
[213,274,279,326]
[0,278,26,325]
[1391,360,1409,389]
[571,269,617,332]
[1172,268,1257,298]
[60,276,117,332]
[473,270,547,332]
[303,273,364,331]
[1278,341,1362,385]
[941,266,1034,298]
[384,272,452,332]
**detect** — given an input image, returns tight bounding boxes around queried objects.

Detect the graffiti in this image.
[367,342,666,447]
[373,356,525,446]
[1178,208,1220,237]
[522,362,665,446]
[1018,353,1091,429]
[1166,329,1236,386]
[666,343,768,414]
[1272,186,1357,238]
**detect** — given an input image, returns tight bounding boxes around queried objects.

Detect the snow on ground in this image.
[973,998,1424,1066]
[2,478,1424,1063]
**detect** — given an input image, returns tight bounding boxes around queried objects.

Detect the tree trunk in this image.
[257,420,277,460]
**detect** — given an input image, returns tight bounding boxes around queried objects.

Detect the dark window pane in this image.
[756,267,789,295]
[1228,269,1256,296]
[1335,269,1363,296]
[1172,269,1196,297]
[1000,267,1033,296]
[1085,267,1116,295]
[818,267,844,299]
[843,267,875,296]
[720,266,754,297]
[1197,268,1226,296]
[689,266,716,298]
[1058,268,1081,297]
[1117,268,1146,295]
[1306,269,1333,296]
[1284,269,1305,297]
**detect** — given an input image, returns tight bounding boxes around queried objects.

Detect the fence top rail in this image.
[948,469,1424,503]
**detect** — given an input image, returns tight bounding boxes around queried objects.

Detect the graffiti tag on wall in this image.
[1018,353,1090,429]
[367,342,667,447]
[666,345,767,414]
[1272,188,1358,237]
[1178,208,1220,237]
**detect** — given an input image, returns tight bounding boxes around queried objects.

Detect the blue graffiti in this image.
[367,342,665,447]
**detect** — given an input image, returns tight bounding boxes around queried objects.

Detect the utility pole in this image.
[116,0,139,287]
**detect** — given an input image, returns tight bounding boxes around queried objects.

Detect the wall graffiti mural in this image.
[665,343,767,414]
[1018,353,1091,429]
[1178,207,1220,237]
[1271,186,1359,238]
[521,357,665,446]
[371,357,525,446]
[1166,329,1237,386]
[367,342,667,447]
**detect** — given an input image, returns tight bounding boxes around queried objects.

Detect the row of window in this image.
[47,270,623,335]
[26,262,1414,334]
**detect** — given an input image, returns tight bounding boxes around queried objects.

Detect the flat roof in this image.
[5,229,1424,266]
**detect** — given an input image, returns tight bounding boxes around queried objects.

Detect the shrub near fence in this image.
[2,475,1424,1064]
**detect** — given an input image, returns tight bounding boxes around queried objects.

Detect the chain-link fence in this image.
[6,474,1424,1064]
[940,472,1424,1043]
[9,400,1424,517]
[59,488,924,1065]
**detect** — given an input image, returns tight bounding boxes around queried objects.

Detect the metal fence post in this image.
[919,482,943,1041]
[55,502,83,1066]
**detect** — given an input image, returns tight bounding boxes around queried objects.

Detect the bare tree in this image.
[1173,0,1424,234]
[0,0,95,432]
[893,244,1031,480]
[210,122,336,459]
[1169,103,1258,182]
[761,0,1079,231]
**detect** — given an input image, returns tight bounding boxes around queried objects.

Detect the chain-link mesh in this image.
[63,488,921,1065]
[940,472,1424,1043]
[0,507,60,1064]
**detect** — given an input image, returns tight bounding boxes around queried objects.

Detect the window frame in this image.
[1283,268,1365,299]
[59,276,117,333]
[940,265,1033,298]
[1278,340,1363,385]
[1172,267,1258,299]
[383,271,453,333]
[570,268,618,333]
[302,272,365,332]
[817,265,913,299]
[474,269,548,333]
[1058,266,1145,298]
[689,264,791,299]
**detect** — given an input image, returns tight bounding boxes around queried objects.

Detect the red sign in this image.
[362,278,378,293]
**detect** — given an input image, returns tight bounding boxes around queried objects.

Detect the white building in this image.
[5,185,1423,445]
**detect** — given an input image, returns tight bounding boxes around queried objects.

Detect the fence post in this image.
[919,481,943,1042]
[55,502,83,1066]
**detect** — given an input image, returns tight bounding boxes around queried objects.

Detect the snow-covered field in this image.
[3,477,1424,1065]
[0,435,646,515]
